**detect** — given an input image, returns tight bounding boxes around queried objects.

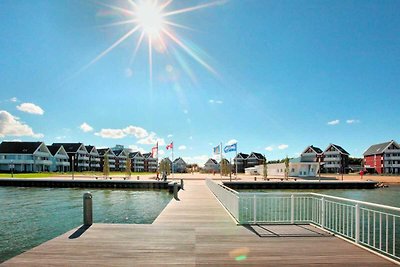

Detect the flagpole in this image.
[235,143,238,179]
[220,142,223,178]
[172,142,174,180]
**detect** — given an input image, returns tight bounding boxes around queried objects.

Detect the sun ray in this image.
[148,35,153,85]
[162,29,217,75]
[95,1,136,16]
[129,31,146,65]
[159,0,174,11]
[97,19,138,28]
[83,25,140,71]
[164,21,194,31]
[163,0,226,17]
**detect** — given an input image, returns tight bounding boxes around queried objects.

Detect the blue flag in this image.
[213,145,221,155]
[224,143,237,153]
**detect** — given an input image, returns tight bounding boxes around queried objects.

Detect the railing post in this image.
[321,197,325,228]
[355,204,360,243]
[173,182,179,201]
[83,192,93,226]
[291,194,295,224]
[253,194,257,224]
[180,179,184,190]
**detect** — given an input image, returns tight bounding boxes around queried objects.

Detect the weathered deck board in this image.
[2,180,395,266]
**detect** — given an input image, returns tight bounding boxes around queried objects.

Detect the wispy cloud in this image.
[0,110,43,138]
[327,119,340,125]
[124,68,133,77]
[128,144,146,154]
[346,119,360,124]
[278,144,289,150]
[209,99,223,104]
[10,97,18,102]
[182,155,209,165]
[80,122,93,133]
[137,132,166,146]
[16,103,44,115]
[55,136,67,140]
[178,145,187,150]
[158,149,165,156]
[167,134,173,138]
[225,139,237,146]
[265,146,274,151]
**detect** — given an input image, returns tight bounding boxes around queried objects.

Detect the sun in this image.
[135,1,165,37]
[86,0,226,83]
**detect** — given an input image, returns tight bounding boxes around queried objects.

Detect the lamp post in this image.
[10,160,15,178]
[72,155,75,180]
[316,154,325,182]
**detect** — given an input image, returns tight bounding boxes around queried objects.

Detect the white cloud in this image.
[158,149,165,156]
[167,134,173,138]
[137,132,166,146]
[80,122,93,133]
[346,119,360,124]
[55,136,67,140]
[128,144,146,154]
[183,109,188,114]
[0,110,44,138]
[178,145,187,150]
[327,119,340,125]
[123,126,148,138]
[265,146,274,151]
[225,139,237,146]
[189,136,193,140]
[278,144,289,150]
[16,103,44,115]
[215,100,223,104]
[182,155,209,165]
[95,125,149,139]
[10,97,18,102]
[95,129,125,139]
[209,99,215,104]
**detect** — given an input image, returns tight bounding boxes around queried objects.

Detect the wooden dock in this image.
[2,180,395,266]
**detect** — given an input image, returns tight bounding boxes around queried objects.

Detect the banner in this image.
[224,143,237,153]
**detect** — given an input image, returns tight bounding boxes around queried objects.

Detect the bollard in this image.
[137,176,139,180]
[83,192,93,226]
[173,182,180,201]
[180,179,184,190]
[254,177,257,181]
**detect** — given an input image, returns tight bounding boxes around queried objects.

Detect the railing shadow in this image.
[68,225,91,239]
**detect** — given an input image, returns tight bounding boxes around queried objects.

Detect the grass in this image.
[0,171,155,178]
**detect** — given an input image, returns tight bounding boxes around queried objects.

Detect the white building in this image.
[86,145,101,171]
[130,152,144,172]
[245,158,319,177]
[47,145,70,172]
[204,158,219,172]
[173,157,187,173]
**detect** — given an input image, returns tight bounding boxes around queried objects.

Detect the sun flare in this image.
[86,0,225,83]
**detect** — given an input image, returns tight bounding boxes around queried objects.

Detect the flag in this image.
[224,143,237,153]
[213,145,221,155]
[151,142,158,157]
[166,142,173,150]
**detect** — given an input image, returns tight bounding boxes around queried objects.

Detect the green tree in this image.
[126,158,132,177]
[159,159,171,176]
[103,154,110,178]
[284,155,289,180]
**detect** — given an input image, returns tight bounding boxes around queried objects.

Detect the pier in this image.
[2,180,395,266]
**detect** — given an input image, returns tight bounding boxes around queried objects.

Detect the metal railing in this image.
[206,179,400,261]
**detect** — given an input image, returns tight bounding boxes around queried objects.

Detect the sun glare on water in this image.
[86,0,226,84]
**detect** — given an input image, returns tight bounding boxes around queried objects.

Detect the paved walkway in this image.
[2,181,395,266]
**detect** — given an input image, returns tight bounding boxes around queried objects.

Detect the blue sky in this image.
[0,0,399,164]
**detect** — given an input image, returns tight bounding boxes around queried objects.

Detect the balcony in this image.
[324,151,340,156]
[324,163,340,168]
[80,156,90,161]
[0,159,35,164]
[324,157,340,161]
[385,163,400,168]
[56,161,70,166]
[36,160,52,165]
[78,163,89,167]
[386,149,400,154]
[35,151,51,157]
[384,156,400,161]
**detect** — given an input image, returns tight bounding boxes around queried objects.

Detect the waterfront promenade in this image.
[3,180,395,266]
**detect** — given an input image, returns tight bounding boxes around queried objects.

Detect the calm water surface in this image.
[0,187,172,263]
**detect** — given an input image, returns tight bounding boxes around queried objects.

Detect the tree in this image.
[220,159,231,176]
[284,155,289,180]
[263,155,268,179]
[126,158,132,178]
[159,159,171,176]
[103,154,110,178]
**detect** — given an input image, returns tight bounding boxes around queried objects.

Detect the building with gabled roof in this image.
[323,144,350,173]
[130,151,144,172]
[47,145,70,172]
[173,157,187,173]
[363,140,400,174]
[52,143,89,171]
[301,145,323,162]
[98,148,116,171]
[204,158,219,173]
[86,145,101,171]
[0,141,52,172]
[113,149,130,171]
[143,152,157,172]
[246,152,266,168]
[233,153,249,173]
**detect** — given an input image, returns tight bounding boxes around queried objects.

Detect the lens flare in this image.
[86,0,226,84]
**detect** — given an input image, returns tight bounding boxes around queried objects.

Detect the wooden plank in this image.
[2,181,395,266]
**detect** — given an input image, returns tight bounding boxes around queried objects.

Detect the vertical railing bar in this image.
[290,195,294,224]
[393,216,395,256]
[362,209,365,243]
[368,210,370,245]
[253,194,257,224]
[379,213,382,250]
[346,206,349,237]
[386,214,389,253]
[355,204,360,244]
[373,212,376,248]
[351,206,354,239]
[321,197,325,228]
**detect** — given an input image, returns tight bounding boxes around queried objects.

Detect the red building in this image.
[363,140,400,174]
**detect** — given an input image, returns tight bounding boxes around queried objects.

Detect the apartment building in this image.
[364,140,400,174]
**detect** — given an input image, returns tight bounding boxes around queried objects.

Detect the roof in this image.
[142,153,152,158]
[85,145,95,153]
[248,152,265,159]
[289,157,301,163]
[236,153,249,159]
[302,145,323,154]
[97,148,112,156]
[47,145,62,156]
[129,151,143,158]
[173,157,186,164]
[363,141,394,156]
[205,158,218,165]
[53,143,84,153]
[0,142,43,154]
[331,144,350,155]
